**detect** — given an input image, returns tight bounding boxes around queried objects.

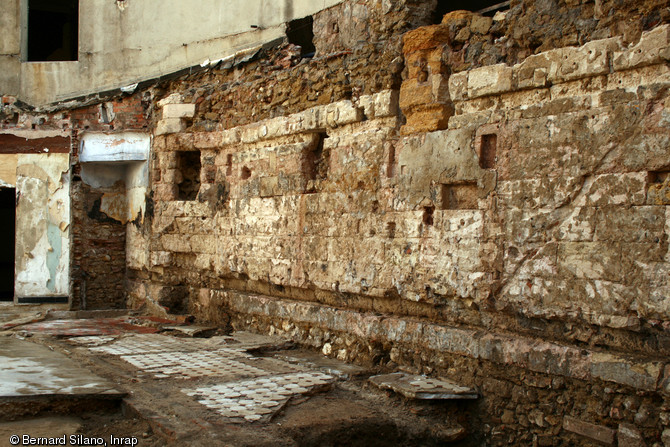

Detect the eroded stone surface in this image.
[369,372,478,400]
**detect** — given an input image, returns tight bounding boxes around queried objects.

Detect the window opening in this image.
[387,222,396,239]
[287,16,316,58]
[649,171,669,184]
[422,206,434,226]
[27,0,78,61]
[226,154,233,176]
[387,145,396,178]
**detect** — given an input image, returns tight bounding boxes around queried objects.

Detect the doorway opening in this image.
[0,188,16,301]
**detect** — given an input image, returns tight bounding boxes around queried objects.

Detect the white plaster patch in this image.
[66,336,117,346]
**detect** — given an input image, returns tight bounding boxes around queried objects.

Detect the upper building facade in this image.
[0,0,342,107]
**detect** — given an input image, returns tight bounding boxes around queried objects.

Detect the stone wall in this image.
[126,0,670,444]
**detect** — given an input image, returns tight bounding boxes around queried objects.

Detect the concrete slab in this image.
[0,337,123,398]
[369,372,478,400]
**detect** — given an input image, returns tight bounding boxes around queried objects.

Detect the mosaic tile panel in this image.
[121,350,268,379]
[183,372,335,421]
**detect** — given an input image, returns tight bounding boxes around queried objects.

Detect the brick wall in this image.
[70,93,150,309]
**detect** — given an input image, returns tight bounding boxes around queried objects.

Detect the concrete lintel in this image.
[80,132,150,163]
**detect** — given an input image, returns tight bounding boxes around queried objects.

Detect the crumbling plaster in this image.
[80,132,150,224]
[14,153,70,298]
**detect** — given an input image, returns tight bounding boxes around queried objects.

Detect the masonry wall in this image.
[125,0,670,444]
[69,94,151,309]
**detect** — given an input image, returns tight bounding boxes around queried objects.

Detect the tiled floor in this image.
[67,332,335,422]
[86,333,231,355]
[121,350,268,379]
[184,372,335,421]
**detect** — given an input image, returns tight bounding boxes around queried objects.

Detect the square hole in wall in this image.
[177,151,201,201]
[440,183,479,210]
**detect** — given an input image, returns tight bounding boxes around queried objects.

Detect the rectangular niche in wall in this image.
[479,134,497,169]
[441,182,479,210]
[177,151,201,201]
[79,132,151,223]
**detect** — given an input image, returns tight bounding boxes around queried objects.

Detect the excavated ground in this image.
[0,310,478,447]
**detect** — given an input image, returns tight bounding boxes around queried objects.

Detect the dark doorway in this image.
[27,0,79,61]
[0,188,15,301]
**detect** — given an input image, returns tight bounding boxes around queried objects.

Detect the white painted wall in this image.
[1,0,343,106]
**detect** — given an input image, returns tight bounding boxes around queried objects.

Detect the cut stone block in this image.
[468,64,513,98]
[369,372,478,400]
[156,118,186,135]
[617,423,645,447]
[162,103,196,119]
[563,416,615,445]
[613,24,670,71]
[448,72,468,101]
